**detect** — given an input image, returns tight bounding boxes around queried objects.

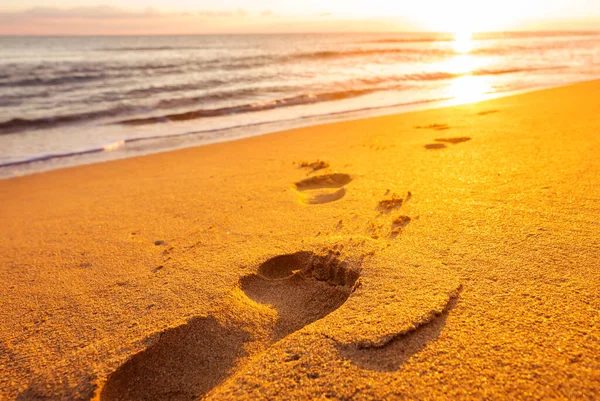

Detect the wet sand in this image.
[1,80,599,400]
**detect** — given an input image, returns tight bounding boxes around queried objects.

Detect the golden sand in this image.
[1,81,599,400]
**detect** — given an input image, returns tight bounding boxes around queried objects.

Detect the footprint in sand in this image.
[241,251,360,338]
[478,109,499,116]
[338,289,461,372]
[99,251,360,401]
[435,136,471,144]
[373,192,414,238]
[294,173,352,205]
[390,216,412,238]
[298,160,329,173]
[377,193,404,214]
[424,143,447,150]
[424,136,471,150]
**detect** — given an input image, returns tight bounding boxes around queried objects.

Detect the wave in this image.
[0,46,549,93]
[155,88,265,109]
[104,46,453,75]
[0,95,454,170]
[0,62,184,89]
[286,47,451,62]
[0,86,290,134]
[0,141,125,168]
[124,79,227,98]
[0,105,143,134]
[176,47,552,73]
[117,89,376,126]
[119,66,558,125]
[405,66,560,81]
[114,46,450,73]
[151,67,538,112]
[0,74,109,88]
[1,65,556,134]
[475,66,560,75]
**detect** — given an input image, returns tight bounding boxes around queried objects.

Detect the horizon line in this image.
[2,29,600,38]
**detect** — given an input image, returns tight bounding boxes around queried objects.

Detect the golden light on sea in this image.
[453,31,474,54]
[444,54,480,75]
[441,32,491,105]
[448,75,492,104]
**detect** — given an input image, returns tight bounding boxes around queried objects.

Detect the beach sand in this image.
[1,80,599,400]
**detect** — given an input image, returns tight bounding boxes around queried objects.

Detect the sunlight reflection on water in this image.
[453,31,474,54]
[445,32,493,104]
[448,75,493,104]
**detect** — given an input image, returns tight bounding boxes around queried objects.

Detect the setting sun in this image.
[453,31,474,54]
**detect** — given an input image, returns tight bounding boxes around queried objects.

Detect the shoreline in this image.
[2,80,600,400]
[0,80,579,180]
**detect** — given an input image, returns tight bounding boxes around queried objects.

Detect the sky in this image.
[0,0,599,35]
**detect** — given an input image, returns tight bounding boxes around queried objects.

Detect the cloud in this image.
[0,6,260,20]
[7,6,165,19]
[0,5,290,35]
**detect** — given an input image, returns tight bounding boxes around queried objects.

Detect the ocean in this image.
[1,32,599,178]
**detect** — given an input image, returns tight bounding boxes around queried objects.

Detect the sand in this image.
[1,80,599,400]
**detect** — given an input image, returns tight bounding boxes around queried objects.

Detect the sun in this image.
[453,31,473,53]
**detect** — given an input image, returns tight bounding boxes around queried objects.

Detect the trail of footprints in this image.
[416,122,473,150]
[292,161,413,239]
[98,120,481,399]
[419,111,499,149]
[293,157,415,239]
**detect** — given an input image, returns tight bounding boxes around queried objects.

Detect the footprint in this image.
[424,143,447,150]
[294,173,352,205]
[426,136,471,149]
[241,251,360,338]
[435,137,471,144]
[390,216,412,238]
[415,123,450,131]
[295,174,352,191]
[99,316,249,401]
[377,194,404,214]
[299,187,347,204]
[367,192,414,239]
[338,288,460,372]
[99,251,359,401]
[478,110,498,116]
[299,160,329,173]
